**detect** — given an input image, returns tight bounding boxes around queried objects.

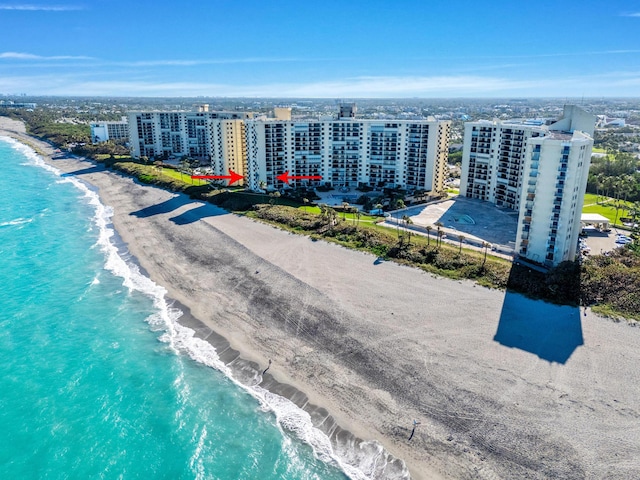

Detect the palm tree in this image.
[614,199,623,227]
[153,159,163,174]
[328,207,337,227]
[269,191,281,206]
[303,197,309,213]
[458,234,465,253]
[594,173,603,203]
[402,215,413,245]
[482,242,491,267]
[622,175,635,205]
[435,222,443,248]
[630,201,640,225]
[603,176,615,201]
[426,225,432,246]
[355,211,361,230]
[318,203,327,222]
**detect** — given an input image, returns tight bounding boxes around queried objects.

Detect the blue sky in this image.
[0,0,639,97]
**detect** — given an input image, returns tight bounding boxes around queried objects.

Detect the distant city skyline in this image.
[1,0,639,98]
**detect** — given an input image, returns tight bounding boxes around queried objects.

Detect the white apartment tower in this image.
[461,105,595,267]
[128,106,450,195]
[91,118,129,144]
[128,110,252,185]
[245,116,450,192]
[517,130,593,266]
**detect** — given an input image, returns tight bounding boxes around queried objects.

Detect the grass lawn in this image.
[298,205,321,214]
[157,167,210,186]
[582,193,602,206]
[592,147,607,153]
[296,204,380,223]
[582,193,633,224]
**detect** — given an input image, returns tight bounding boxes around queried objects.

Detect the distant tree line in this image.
[2,109,91,146]
[587,151,640,203]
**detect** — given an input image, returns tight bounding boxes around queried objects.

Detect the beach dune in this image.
[3,116,640,479]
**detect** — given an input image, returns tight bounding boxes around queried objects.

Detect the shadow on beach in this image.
[494,291,583,364]
[131,195,228,225]
[60,164,106,177]
[169,203,227,225]
[130,196,190,218]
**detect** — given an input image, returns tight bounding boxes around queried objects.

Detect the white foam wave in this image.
[0,217,33,227]
[189,425,208,480]
[18,139,400,480]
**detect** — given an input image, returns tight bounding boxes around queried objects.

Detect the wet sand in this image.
[2,116,640,479]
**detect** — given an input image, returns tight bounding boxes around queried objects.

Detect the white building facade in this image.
[90,119,129,144]
[128,110,252,184]
[244,117,450,192]
[128,108,450,195]
[516,131,593,266]
[460,105,595,267]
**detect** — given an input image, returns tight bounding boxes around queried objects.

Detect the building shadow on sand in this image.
[60,165,106,177]
[130,196,189,218]
[130,196,227,225]
[169,203,227,225]
[494,262,584,364]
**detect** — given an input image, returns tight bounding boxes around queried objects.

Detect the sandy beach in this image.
[2,116,640,479]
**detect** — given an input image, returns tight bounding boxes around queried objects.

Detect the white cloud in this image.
[0,54,313,67]
[0,51,93,60]
[1,72,639,98]
[113,57,314,67]
[0,74,556,97]
[621,12,640,17]
[0,4,82,10]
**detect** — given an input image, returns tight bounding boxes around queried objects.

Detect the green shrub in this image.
[138,174,155,184]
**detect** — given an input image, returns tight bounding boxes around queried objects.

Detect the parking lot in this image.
[580,227,630,256]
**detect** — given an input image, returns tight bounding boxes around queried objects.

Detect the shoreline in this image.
[3,116,640,480]
[172,296,409,477]
[0,121,419,478]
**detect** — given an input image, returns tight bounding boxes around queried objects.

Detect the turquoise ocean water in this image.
[0,138,359,479]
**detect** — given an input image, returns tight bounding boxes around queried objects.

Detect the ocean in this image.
[0,138,356,479]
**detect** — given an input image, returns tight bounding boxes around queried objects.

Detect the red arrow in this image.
[191,169,244,186]
[276,171,323,184]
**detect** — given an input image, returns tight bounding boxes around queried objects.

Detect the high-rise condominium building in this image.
[91,118,130,144]
[129,106,451,195]
[244,114,450,192]
[460,105,596,267]
[128,109,252,185]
